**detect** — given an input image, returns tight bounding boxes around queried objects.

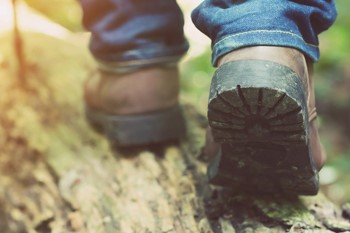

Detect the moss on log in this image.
[0,32,350,233]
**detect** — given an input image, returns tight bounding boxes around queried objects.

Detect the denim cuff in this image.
[212,30,320,67]
[92,40,189,73]
[96,55,182,73]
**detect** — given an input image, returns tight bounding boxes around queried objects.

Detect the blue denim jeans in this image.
[79,0,337,71]
[79,0,189,72]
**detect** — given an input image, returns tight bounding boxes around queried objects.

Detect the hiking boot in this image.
[84,66,186,146]
[206,46,325,195]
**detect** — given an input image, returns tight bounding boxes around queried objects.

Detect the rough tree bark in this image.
[0,32,350,233]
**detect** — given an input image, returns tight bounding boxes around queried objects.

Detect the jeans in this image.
[79,0,337,71]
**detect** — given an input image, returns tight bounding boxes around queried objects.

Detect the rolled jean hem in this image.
[212,30,320,67]
[96,55,182,73]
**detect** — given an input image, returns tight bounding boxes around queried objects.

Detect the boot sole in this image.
[207,60,319,195]
[86,105,186,147]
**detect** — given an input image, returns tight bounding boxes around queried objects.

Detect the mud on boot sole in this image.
[207,60,319,195]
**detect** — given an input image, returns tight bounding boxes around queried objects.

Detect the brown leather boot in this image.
[205,46,323,195]
[85,66,180,114]
[84,66,186,146]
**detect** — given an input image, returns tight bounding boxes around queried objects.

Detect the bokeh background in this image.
[4,0,350,203]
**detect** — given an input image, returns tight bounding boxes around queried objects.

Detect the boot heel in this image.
[207,60,318,195]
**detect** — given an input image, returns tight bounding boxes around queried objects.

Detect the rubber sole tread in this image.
[86,105,186,147]
[207,60,319,195]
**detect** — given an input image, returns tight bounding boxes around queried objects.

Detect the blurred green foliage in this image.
[316,0,350,106]
[180,50,214,114]
[312,1,350,204]
[318,0,350,67]
[24,0,350,203]
[24,0,83,31]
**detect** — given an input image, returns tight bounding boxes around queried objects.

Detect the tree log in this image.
[1,32,350,233]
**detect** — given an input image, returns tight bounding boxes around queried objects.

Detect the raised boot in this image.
[206,46,325,195]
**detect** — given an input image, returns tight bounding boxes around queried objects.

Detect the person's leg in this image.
[192,0,337,195]
[80,0,188,71]
[79,0,189,146]
[192,0,337,66]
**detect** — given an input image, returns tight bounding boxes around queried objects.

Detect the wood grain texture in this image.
[0,32,350,233]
